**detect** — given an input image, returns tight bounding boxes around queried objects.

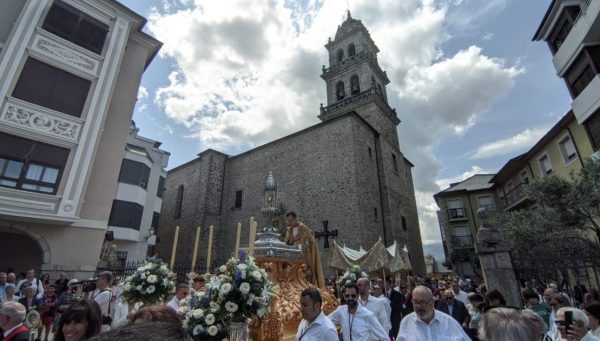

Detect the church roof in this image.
[332,11,379,52]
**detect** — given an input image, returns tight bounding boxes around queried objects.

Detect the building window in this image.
[0,132,69,194]
[42,0,109,55]
[235,190,243,209]
[336,81,345,100]
[537,154,553,176]
[12,58,91,117]
[152,212,160,232]
[348,43,356,57]
[374,207,378,221]
[337,49,344,62]
[548,6,581,54]
[108,200,143,230]
[392,153,399,174]
[368,147,372,159]
[401,216,407,231]
[565,48,600,98]
[584,110,600,151]
[452,226,473,249]
[447,199,467,220]
[558,134,578,163]
[520,170,530,185]
[157,176,165,197]
[350,75,360,95]
[476,195,495,211]
[118,159,150,189]
[174,185,184,219]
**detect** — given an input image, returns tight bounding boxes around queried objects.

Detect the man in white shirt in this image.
[357,277,391,332]
[398,285,470,341]
[91,271,113,332]
[15,269,44,300]
[167,283,189,312]
[328,282,389,341]
[295,287,338,341]
[555,307,600,341]
[451,281,468,305]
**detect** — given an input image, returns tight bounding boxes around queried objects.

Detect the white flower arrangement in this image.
[337,265,368,298]
[122,257,176,305]
[182,253,276,340]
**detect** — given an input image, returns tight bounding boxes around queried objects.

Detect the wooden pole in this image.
[170,226,180,269]
[382,268,387,294]
[234,222,242,259]
[191,226,201,272]
[206,225,214,273]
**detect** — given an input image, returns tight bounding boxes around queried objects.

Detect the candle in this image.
[234,222,242,258]
[170,226,180,269]
[206,225,214,273]
[191,226,201,272]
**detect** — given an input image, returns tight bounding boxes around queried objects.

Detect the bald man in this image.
[397,286,470,341]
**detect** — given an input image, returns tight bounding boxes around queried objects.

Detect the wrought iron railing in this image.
[452,235,474,249]
[448,207,468,220]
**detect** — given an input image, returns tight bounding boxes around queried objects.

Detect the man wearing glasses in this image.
[436,289,470,329]
[397,286,470,341]
[328,282,389,340]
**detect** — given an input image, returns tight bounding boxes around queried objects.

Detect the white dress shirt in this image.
[359,294,391,331]
[295,311,338,341]
[328,304,389,341]
[166,296,181,311]
[3,323,24,338]
[453,290,468,305]
[397,310,470,341]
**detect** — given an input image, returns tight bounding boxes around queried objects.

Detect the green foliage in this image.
[494,158,600,278]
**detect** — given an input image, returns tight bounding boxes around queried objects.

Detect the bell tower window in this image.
[337,49,344,62]
[348,43,356,57]
[336,81,346,100]
[351,75,360,95]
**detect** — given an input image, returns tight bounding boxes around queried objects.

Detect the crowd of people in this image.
[2,268,600,341]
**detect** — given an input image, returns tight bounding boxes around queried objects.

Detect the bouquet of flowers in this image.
[181,253,276,340]
[337,265,368,297]
[121,256,176,305]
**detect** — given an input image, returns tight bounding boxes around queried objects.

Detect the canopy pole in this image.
[382,267,387,294]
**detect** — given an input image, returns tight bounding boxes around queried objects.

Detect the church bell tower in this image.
[319,11,400,144]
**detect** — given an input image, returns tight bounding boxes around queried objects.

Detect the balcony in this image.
[452,235,474,249]
[447,207,468,221]
[572,74,600,124]
[501,183,530,211]
[553,0,600,76]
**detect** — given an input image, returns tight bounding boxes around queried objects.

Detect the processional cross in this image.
[315,220,338,248]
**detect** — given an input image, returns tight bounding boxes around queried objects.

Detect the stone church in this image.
[156,12,426,277]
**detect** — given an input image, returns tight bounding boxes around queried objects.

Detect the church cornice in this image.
[318,88,400,126]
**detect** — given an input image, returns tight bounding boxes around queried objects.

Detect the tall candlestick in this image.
[234,222,242,259]
[206,225,214,273]
[191,226,201,272]
[170,226,180,269]
[248,220,257,256]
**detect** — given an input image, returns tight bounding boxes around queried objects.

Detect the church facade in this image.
[156,13,427,277]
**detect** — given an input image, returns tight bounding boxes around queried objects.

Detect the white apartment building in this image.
[108,122,169,262]
[0,0,161,279]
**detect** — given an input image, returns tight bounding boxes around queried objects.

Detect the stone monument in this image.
[474,208,522,307]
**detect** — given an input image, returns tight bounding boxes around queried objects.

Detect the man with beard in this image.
[328,282,388,340]
[397,286,470,341]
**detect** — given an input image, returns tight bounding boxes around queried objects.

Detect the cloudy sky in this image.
[120,0,570,261]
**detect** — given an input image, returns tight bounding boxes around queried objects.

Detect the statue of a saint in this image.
[283,211,326,288]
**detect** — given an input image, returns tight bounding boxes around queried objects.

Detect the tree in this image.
[494,158,600,284]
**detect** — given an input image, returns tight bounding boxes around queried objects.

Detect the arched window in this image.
[337,49,344,62]
[348,43,356,57]
[174,185,184,219]
[336,81,345,100]
[401,216,407,231]
[350,75,360,95]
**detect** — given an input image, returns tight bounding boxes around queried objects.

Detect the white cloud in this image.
[147,0,522,260]
[138,86,148,100]
[482,32,493,41]
[468,127,549,160]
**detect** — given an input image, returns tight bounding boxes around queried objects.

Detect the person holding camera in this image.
[555,307,600,341]
[89,271,113,332]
